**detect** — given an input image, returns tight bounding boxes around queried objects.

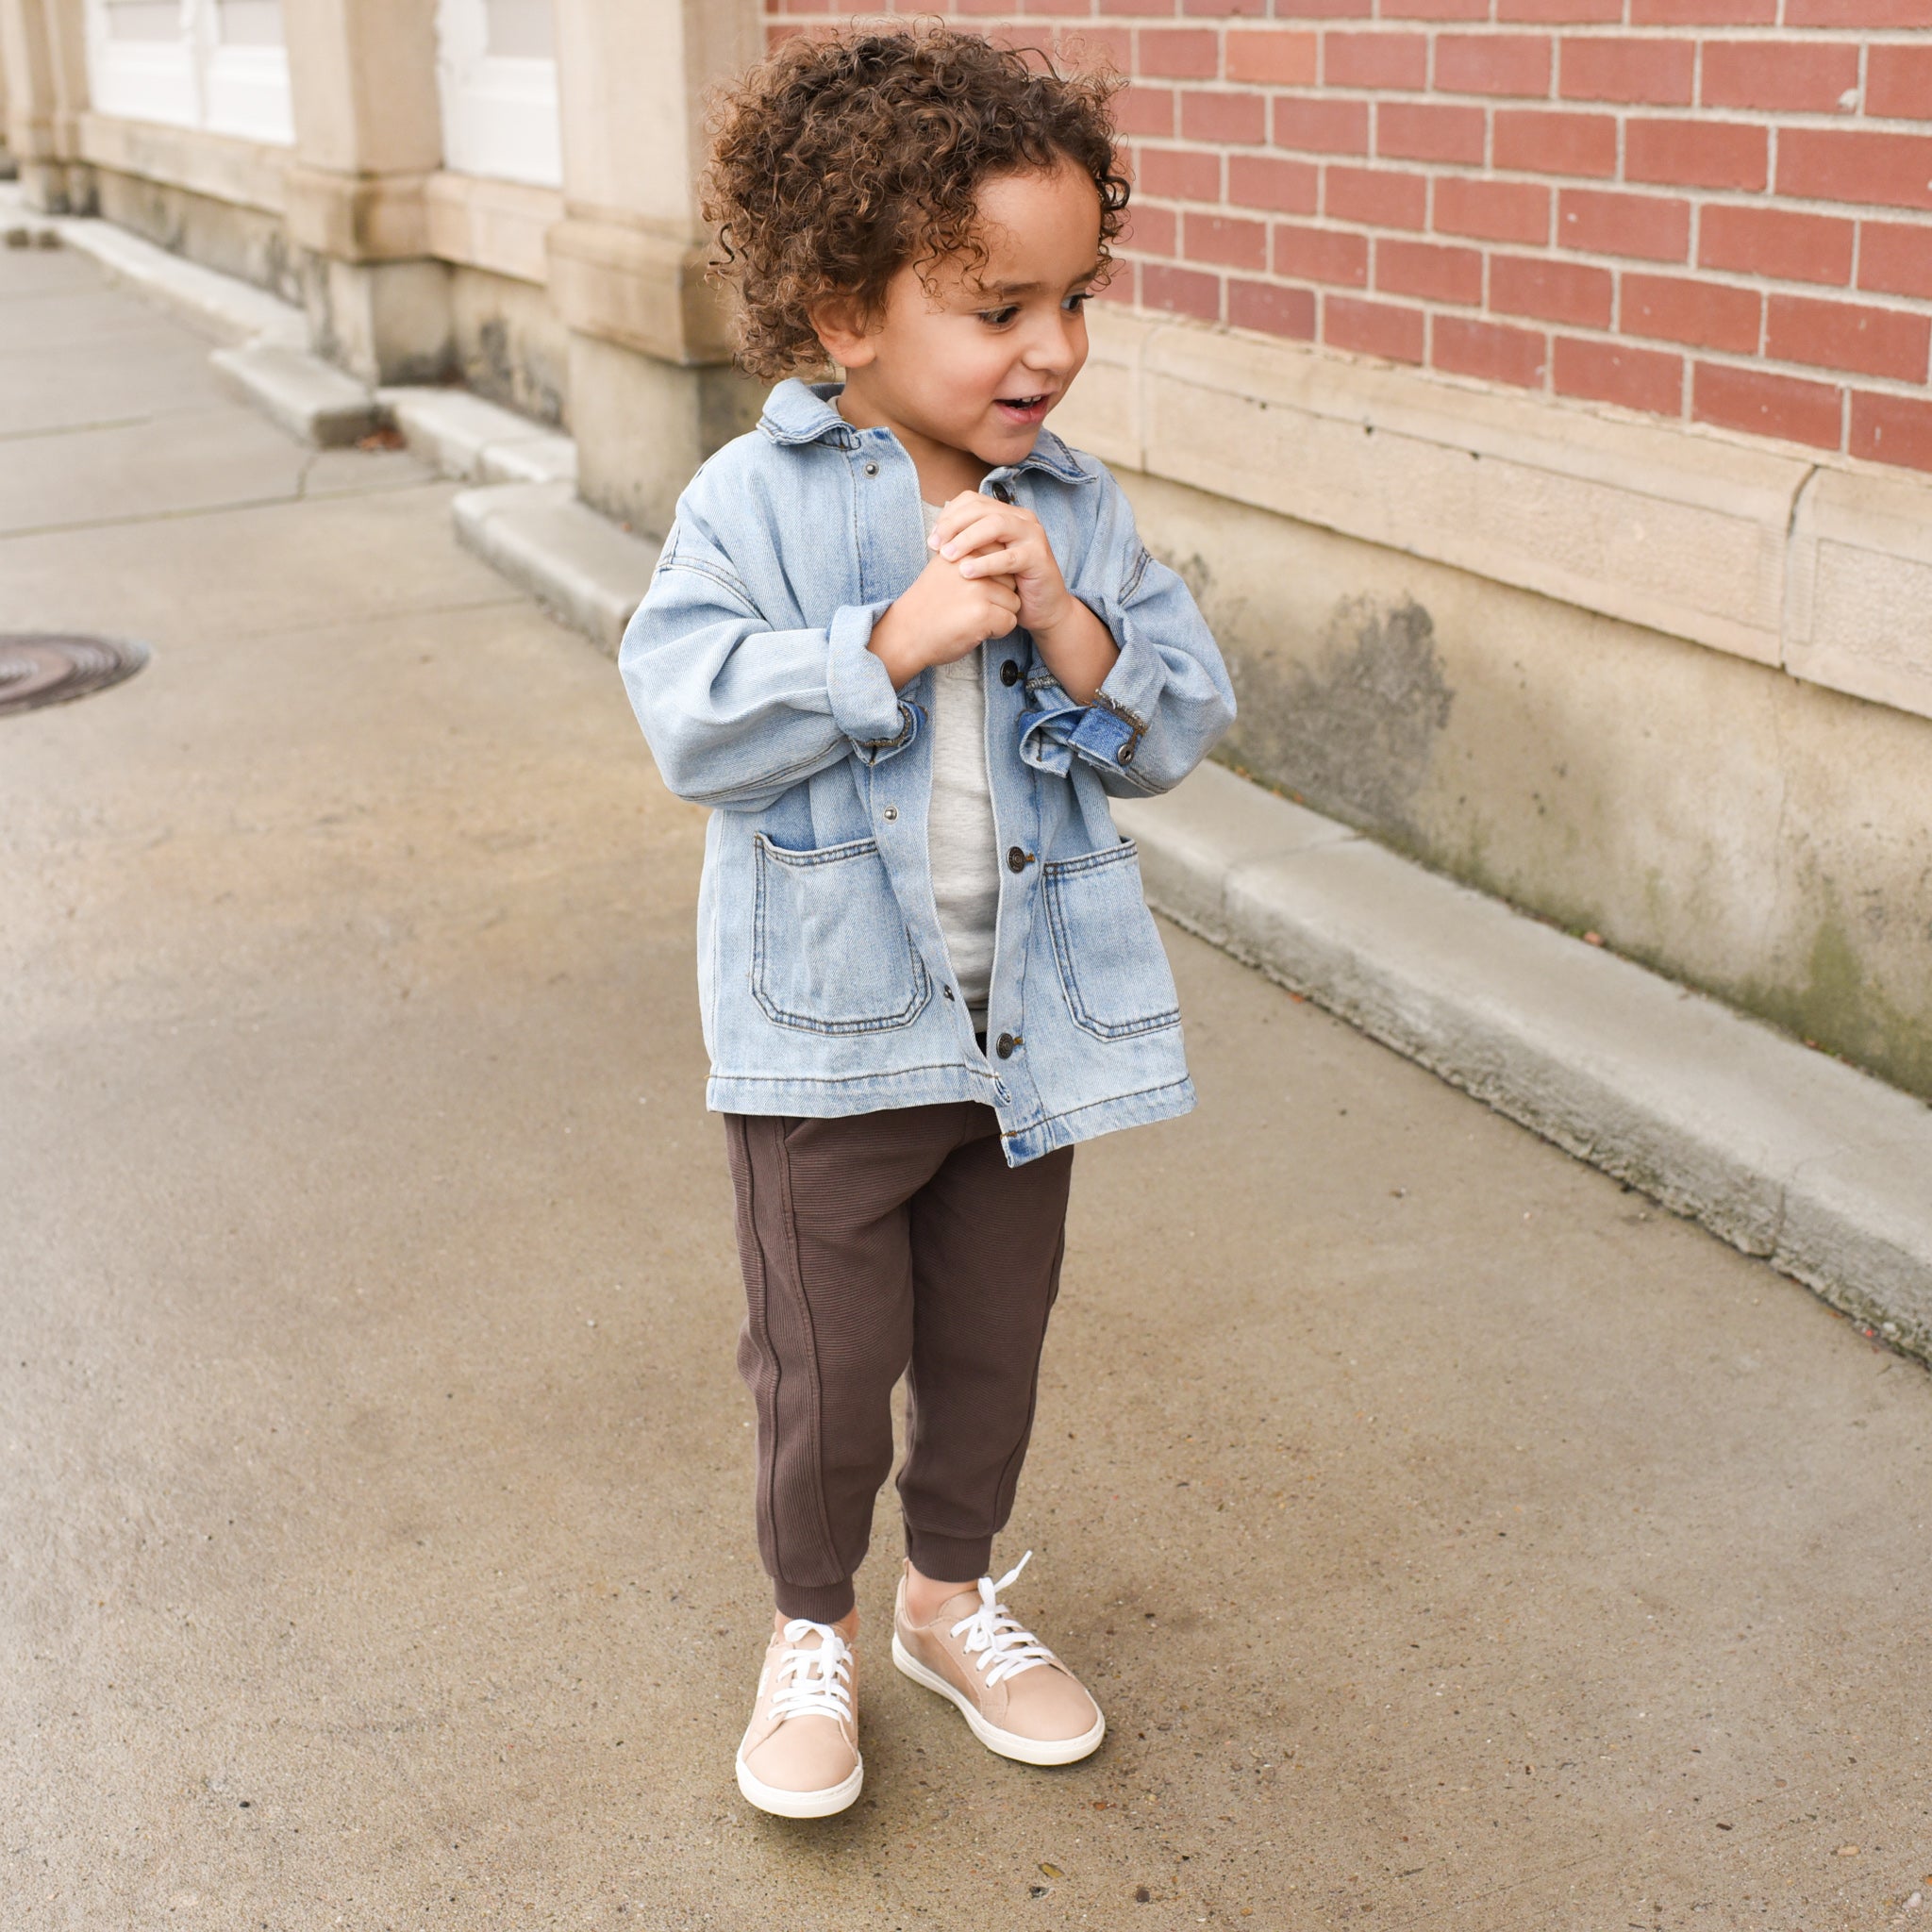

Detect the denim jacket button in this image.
[1000,658,1021,687]
[989,480,1014,504]
[1116,741,1136,766]
[862,460,879,476]
[1007,846,1029,873]
[882,805,898,822]
[995,1032,1017,1059]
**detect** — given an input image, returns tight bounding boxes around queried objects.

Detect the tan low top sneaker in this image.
[735,1618,862,1819]
[891,1553,1105,1767]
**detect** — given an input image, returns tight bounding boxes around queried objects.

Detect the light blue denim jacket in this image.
[618,377,1236,1164]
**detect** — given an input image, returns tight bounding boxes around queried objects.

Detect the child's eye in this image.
[1063,291,1092,312]
[977,306,1019,328]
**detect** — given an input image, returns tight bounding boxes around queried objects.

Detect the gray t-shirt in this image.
[921,499,1000,1025]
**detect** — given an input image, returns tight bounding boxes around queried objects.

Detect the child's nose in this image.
[1022,316,1078,372]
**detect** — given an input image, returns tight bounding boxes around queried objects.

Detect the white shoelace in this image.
[950,1551,1056,1690]
[768,1619,856,1724]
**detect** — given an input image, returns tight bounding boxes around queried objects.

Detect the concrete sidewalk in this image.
[25,188,1929,1364]
[4,244,1930,1931]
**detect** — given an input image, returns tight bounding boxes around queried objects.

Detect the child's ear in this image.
[808,292,876,370]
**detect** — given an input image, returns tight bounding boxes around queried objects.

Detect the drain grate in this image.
[0,633,149,717]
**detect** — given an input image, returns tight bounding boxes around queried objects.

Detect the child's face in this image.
[818,156,1104,474]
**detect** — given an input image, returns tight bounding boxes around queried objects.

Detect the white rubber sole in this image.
[734,1750,864,1820]
[891,1636,1106,1766]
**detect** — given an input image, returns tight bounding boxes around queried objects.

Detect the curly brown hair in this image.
[701,22,1129,381]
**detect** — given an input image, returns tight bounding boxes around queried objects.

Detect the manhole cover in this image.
[0,633,149,717]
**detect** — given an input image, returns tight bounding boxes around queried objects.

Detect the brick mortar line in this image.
[802,10,1931,73]
[1124,215,1932,315]
[1131,102,1932,131]
[901,13,1932,46]
[1122,293,1932,372]
[1108,281,1931,417]
[785,4,1925,23]
[1245,306,1920,403]
[1171,124,1932,146]
[1145,28,1932,43]
[1128,186,1932,249]
[778,8,1923,45]
[1129,156,1932,201]
[1136,245,1932,331]
[1129,168,1932,213]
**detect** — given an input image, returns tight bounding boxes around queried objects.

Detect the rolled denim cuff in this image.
[853,698,922,767]
[1017,670,1147,779]
[824,601,905,746]
[1066,702,1140,770]
[1089,626,1158,738]
[1017,686,1080,774]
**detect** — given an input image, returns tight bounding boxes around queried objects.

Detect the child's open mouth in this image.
[993,392,1054,425]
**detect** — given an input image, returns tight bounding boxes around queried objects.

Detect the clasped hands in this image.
[866,492,1119,707]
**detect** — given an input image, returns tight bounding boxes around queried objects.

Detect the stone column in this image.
[549,0,763,531]
[0,0,92,213]
[282,0,450,384]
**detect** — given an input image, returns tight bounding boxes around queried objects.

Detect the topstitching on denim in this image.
[617,376,1237,1161]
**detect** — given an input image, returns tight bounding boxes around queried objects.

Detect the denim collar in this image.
[758,377,1095,487]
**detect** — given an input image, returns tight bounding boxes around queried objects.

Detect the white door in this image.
[86,0,291,144]
[435,0,561,188]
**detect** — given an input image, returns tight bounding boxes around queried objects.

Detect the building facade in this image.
[4,0,1931,1099]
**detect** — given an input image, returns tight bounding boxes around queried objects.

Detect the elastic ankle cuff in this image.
[774,1577,856,1624]
[904,1527,991,1585]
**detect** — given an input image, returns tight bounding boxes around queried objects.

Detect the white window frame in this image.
[435,0,561,190]
[202,2,294,145]
[85,0,292,146]
[88,0,200,130]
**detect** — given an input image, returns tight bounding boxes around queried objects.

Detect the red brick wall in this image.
[764,4,1932,476]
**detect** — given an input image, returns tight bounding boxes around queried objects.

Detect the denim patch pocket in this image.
[1042,839,1181,1041]
[752,833,932,1034]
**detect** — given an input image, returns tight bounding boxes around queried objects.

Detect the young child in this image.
[619,23,1234,1819]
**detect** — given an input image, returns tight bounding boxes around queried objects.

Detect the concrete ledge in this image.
[480,434,580,487]
[76,112,288,218]
[379,385,576,486]
[544,215,730,367]
[1785,464,1932,722]
[424,171,559,288]
[452,481,659,654]
[8,193,612,628]
[0,184,305,347]
[210,341,380,446]
[284,162,432,264]
[1117,762,1932,1363]
[1058,308,1932,724]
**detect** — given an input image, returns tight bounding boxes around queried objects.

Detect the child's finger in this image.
[929,495,1037,547]
[929,489,985,532]
[934,509,1018,559]
[958,543,1029,580]
[929,506,1002,551]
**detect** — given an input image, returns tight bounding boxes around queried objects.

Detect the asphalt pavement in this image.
[3,242,1928,1932]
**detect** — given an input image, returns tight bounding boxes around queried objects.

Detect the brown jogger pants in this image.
[722,1103,1075,1623]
